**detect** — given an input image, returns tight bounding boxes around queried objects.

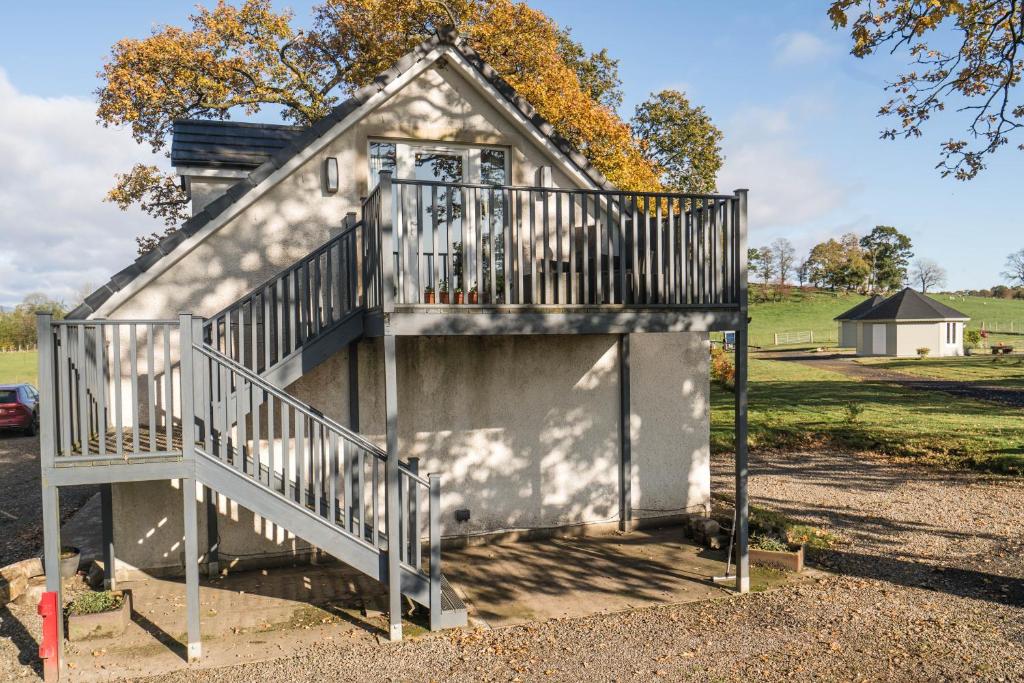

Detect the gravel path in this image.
[131,448,1023,683]
[762,351,1024,407]
[0,434,97,567]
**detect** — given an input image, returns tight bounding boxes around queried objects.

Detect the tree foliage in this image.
[859,225,913,292]
[0,295,66,351]
[631,90,724,194]
[829,0,1024,179]
[807,233,870,291]
[770,237,797,286]
[98,0,698,250]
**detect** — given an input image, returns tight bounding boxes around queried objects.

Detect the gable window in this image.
[368,140,509,189]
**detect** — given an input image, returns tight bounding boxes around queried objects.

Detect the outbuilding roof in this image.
[69,29,616,320]
[856,287,969,321]
[833,295,884,321]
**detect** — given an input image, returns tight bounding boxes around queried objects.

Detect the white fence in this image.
[979,321,1024,335]
[773,330,813,345]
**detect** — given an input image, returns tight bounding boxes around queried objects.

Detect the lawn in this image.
[746,288,1024,349]
[711,356,1024,475]
[855,355,1024,388]
[0,350,38,386]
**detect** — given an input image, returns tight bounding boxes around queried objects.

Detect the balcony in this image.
[359,173,747,335]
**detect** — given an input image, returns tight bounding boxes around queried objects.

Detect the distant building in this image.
[835,288,969,357]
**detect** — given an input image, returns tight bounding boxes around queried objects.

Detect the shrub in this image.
[844,401,864,423]
[710,346,735,390]
[67,591,123,615]
[916,347,931,359]
[964,329,981,348]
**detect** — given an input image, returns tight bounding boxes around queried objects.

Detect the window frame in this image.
[368,138,510,188]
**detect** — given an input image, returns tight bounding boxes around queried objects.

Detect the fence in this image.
[773,330,813,346]
[978,321,1024,335]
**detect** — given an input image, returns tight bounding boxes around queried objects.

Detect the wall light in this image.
[324,157,339,193]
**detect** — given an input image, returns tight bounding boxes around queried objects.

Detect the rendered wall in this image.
[839,321,858,348]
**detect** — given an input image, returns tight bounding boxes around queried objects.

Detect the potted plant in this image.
[438,279,450,304]
[454,287,465,305]
[468,283,479,305]
[424,285,435,304]
[916,346,930,359]
[66,589,133,641]
[59,546,81,579]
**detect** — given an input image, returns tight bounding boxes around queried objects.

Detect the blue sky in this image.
[0,1,1020,306]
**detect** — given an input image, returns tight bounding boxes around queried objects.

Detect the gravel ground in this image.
[763,351,1024,407]
[0,434,97,567]
[129,448,1023,683]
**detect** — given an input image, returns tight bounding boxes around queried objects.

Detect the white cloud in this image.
[0,69,163,309]
[717,103,849,235]
[773,31,834,66]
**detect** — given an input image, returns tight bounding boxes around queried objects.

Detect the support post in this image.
[428,473,442,631]
[618,334,632,532]
[733,189,750,595]
[348,341,359,430]
[100,484,115,590]
[182,478,202,661]
[36,313,65,675]
[205,489,219,579]
[383,333,402,641]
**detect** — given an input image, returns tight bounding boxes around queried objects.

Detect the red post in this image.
[38,591,60,681]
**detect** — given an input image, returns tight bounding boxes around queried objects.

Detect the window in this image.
[946,322,957,344]
[367,140,509,187]
[369,141,397,188]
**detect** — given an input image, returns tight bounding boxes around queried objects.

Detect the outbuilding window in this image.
[946,322,957,344]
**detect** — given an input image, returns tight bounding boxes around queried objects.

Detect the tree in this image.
[631,90,724,194]
[795,257,811,288]
[807,234,869,292]
[97,0,666,251]
[910,258,947,292]
[829,1,1024,180]
[749,246,777,289]
[1003,248,1024,285]
[859,225,913,293]
[770,238,796,286]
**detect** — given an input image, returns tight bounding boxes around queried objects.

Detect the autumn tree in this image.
[807,233,870,292]
[98,0,683,250]
[859,225,913,293]
[631,90,724,194]
[910,258,947,292]
[829,0,1024,179]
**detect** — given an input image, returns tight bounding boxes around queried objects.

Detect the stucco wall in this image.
[113,333,710,574]
[854,320,964,357]
[839,321,858,348]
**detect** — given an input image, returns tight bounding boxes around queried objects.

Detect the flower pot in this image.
[424,292,436,304]
[59,546,81,579]
[439,291,450,304]
[468,292,479,305]
[454,292,465,305]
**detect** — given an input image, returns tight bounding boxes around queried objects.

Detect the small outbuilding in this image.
[839,288,970,357]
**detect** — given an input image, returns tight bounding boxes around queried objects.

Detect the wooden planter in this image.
[67,590,132,641]
[749,545,804,572]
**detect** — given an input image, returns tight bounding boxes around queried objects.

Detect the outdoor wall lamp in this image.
[324,157,339,193]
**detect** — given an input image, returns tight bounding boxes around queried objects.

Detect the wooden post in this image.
[733,189,750,594]
[182,477,202,662]
[379,171,395,313]
[383,333,402,641]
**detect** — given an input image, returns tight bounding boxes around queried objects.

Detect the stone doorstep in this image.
[67,590,133,642]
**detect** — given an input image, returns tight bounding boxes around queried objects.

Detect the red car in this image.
[0,384,39,436]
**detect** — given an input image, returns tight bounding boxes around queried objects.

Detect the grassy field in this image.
[856,355,1024,388]
[711,356,1024,475]
[747,288,1024,348]
[0,350,38,386]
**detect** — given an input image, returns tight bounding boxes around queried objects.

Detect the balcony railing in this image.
[361,172,746,311]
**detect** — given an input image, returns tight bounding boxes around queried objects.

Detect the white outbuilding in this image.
[839,288,970,357]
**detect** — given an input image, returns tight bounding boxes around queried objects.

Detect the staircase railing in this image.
[191,341,440,591]
[44,318,184,462]
[203,218,365,374]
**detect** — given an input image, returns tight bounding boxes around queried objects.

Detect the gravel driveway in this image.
[0,434,97,567]
[131,448,1023,683]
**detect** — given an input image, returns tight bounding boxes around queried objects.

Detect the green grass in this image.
[856,355,1024,388]
[67,591,123,616]
[711,357,1024,475]
[0,350,38,386]
[746,288,1024,349]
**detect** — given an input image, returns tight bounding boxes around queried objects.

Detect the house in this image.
[35,29,751,664]
[837,288,969,357]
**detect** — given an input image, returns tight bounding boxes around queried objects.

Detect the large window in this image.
[367,140,508,188]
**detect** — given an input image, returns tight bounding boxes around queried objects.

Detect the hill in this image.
[747,288,1024,348]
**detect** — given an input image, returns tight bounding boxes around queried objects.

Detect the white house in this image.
[841,287,969,357]
[36,30,751,655]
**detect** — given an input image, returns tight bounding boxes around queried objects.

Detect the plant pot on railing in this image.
[454,290,465,305]
[424,288,436,304]
[439,291,450,304]
[468,285,479,305]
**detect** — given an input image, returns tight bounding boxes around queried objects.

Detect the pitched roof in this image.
[69,29,614,319]
[171,120,303,170]
[856,287,969,321]
[834,295,884,321]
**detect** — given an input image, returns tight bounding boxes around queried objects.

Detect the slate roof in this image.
[69,29,615,319]
[856,287,969,321]
[833,295,884,321]
[171,120,303,170]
